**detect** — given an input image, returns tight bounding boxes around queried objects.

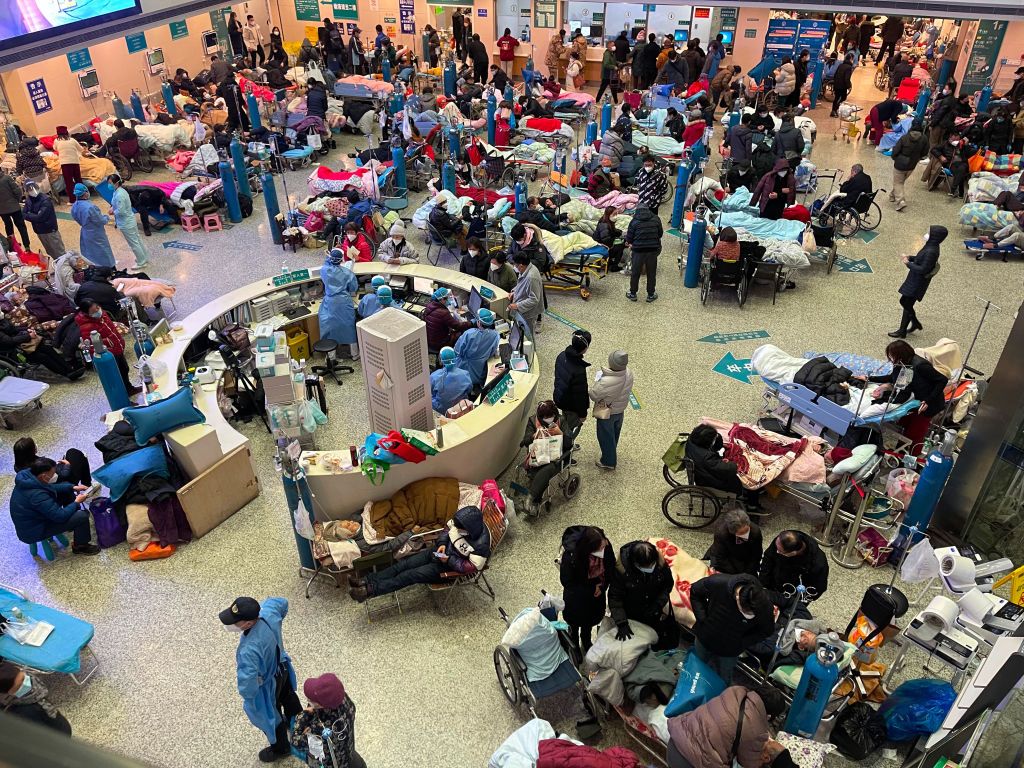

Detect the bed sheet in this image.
[649,538,709,630]
[700,416,827,485]
[632,133,685,155]
[0,589,93,673]
[716,212,804,242]
[959,202,1018,232]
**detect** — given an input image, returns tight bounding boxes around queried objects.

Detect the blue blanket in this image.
[717,212,805,242]
[878,116,913,153]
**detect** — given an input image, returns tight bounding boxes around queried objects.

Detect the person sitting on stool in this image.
[690,573,774,682]
[13,437,92,488]
[357,275,387,318]
[430,346,473,413]
[9,459,99,555]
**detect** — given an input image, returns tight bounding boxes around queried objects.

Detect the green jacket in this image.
[602,50,617,74]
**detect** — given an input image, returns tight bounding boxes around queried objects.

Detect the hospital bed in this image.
[543,245,610,300]
[0,374,48,429]
[0,583,99,685]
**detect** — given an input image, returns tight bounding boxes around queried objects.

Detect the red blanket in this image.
[782,204,811,223]
[456,184,513,204]
[523,117,563,133]
[537,739,640,768]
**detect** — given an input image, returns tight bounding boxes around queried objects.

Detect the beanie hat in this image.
[570,329,591,353]
[303,673,346,709]
[73,183,89,197]
[608,350,628,371]
[389,220,406,237]
[689,108,703,120]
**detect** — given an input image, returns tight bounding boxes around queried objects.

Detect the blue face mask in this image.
[14,675,32,698]
[637,565,655,574]
[601,167,609,173]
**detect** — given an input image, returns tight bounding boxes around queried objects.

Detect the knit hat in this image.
[608,350,628,371]
[73,183,89,198]
[570,329,591,353]
[389,220,406,237]
[303,673,346,709]
[689,109,703,120]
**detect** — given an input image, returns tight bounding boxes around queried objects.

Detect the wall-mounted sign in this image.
[169,20,189,40]
[27,79,51,115]
[961,20,1008,97]
[333,0,358,20]
[293,0,320,22]
[399,0,415,34]
[125,32,148,54]
[744,29,757,38]
[66,48,92,72]
[477,8,487,15]
[694,7,710,19]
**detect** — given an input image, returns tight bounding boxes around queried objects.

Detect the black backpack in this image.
[238,194,253,218]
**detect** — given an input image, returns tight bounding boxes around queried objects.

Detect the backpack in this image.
[238,194,253,218]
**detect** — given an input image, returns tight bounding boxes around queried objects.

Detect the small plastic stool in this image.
[180,214,201,232]
[30,534,70,561]
[203,213,223,232]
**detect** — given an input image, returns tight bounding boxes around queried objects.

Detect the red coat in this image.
[536,739,640,768]
[497,35,519,62]
[682,120,706,148]
[74,310,125,356]
[343,232,373,262]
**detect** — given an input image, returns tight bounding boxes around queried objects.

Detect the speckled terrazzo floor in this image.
[1,63,1021,768]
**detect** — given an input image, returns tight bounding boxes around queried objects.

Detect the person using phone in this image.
[10,458,100,555]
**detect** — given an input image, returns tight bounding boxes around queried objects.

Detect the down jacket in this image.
[898,224,945,301]
[892,128,930,172]
[14,138,46,179]
[690,573,774,657]
[597,130,627,168]
[560,525,616,628]
[751,159,797,215]
[774,61,796,97]
[758,530,829,603]
[684,424,742,494]
[74,309,125,355]
[589,366,634,416]
[24,285,74,323]
[22,192,59,235]
[367,477,460,537]
[9,469,80,544]
[537,739,640,768]
[421,298,472,352]
[668,686,772,768]
[608,542,673,630]
[625,205,663,250]
[793,356,852,405]
[553,344,590,420]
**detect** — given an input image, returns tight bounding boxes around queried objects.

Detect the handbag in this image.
[664,650,727,717]
[360,457,389,485]
[364,432,405,464]
[529,428,562,467]
[378,430,427,463]
[592,402,612,420]
[401,428,440,456]
[90,498,127,549]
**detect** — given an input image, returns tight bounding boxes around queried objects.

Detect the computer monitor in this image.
[674,30,690,43]
[507,321,522,355]
[412,277,433,295]
[498,341,512,369]
[147,48,165,66]
[719,30,734,45]
[78,70,99,89]
[467,286,482,318]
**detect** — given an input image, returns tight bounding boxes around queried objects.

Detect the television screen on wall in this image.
[0,0,143,51]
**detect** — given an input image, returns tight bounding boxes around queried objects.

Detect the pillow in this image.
[123,386,205,445]
[831,444,877,476]
[770,642,857,689]
[93,445,169,501]
[774,732,836,768]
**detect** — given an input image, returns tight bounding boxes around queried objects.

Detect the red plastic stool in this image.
[203,214,223,232]
[180,214,201,232]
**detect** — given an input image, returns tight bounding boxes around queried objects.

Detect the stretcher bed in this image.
[0,375,48,429]
[964,238,1024,261]
[0,583,99,684]
[508,223,609,300]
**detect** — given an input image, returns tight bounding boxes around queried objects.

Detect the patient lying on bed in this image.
[746,604,829,671]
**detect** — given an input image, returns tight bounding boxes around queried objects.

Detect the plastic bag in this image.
[292,498,315,540]
[886,468,919,508]
[802,227,816,253]
[529,428,561,467]
[829,702,887,759]
[900,539,939,583]
[879,679,957,741]
[664,650,726,718]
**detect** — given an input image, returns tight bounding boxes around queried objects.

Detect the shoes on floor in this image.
[348,575,365,588]
[595,460,615,470]
[72,544,101,556]
[348,586,368,603]
[66,367,86,381]
[888,329,908,338]
[257,746,290,763]
[626,292,637,301]
[909,320,923,333]
[646,293,658,303]
[895,201,906,212]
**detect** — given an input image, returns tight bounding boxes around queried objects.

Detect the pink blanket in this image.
[581,191,639,210]
[238,76,277,103]
[138,181,182,197]
[700,416,826,487]
[337,76,394,94]
[558,91,596,105]
[117,277,176,308]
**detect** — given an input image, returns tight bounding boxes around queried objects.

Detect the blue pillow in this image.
[123,386,205,445]
[93,445,169,502]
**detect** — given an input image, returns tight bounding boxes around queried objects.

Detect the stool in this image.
[311,339,354,385]
[180,214,201,232]
[203,213,223,232]
[29,534,70,561]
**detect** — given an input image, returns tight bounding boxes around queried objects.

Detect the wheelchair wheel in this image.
[112,154,133,182]
[737,271,748,307]
[873,70,888,91]
[136,152,154,173]
[662,463,687,488]
[662,486,722,529]
[699,261,711,305]
[499,165,516,189]
[834,208,859,238]
[493,646,522,706]
[561,473,581,500]
[858,201,882,231]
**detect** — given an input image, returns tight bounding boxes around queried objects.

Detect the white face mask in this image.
[740,607,756,620]
[490,262,500,271]
[225,623,244,633]
[591,549,605,558]
[391,236,403,244]
[777,170,787,177]
[541,416,556,427]
[644,165,654,173]
[468,250,479,257]
[46,474,59,484]
[637,565,656,574]
[28,190,38,198]
[347,233,357,242]
[922,231,930,242]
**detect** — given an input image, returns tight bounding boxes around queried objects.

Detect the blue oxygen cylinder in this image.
[487,92,497,144]
[161,82,177,118]
[585,119,597,145]
[262,171,283,244]
[90,331,131,410]
[670,161,692,230]
[246,92,262,131]
[902,430,956,542]
[389,89,404,115]
[219,160,242,223]
[809,58,824,109]
[504,84,514,102]
[447,126,460,161]
[442,161,456,193]
[937,58,954,89]
[383,57,392,83]
[443,60,457,97]
[784,634,843,738]
[514,179,527,212]
[111,93,128,120]
[601,97,612,133]
[977,83,993,115]
[729,105,741,129]
[915,84,932,123]
[392,146,407,189]
[684,212,705,288]
[230,138,252,199]
[509,111,517,130]
[130,90,145,122]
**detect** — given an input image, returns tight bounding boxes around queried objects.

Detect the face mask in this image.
[47,474,59,484]
[13,675,32,698]
[637,565,656,574]
[950,139,960,146]
[736,530,749,541]
[997,117,1006,122]
[347,233,357,242]
[591,549,605,558]
[739,607,756,620]
[644,166,654,173]
[28,190,38,197]
[225,623,244,633]
[541,416,556,427]
[923,231,930,241]
[89,310,102,319]
[778,171,787,176]
[490,262,500,271]
[601,167,609,173]
[794,627,806,645]
[468,250,479,257]
[391,236,403,244]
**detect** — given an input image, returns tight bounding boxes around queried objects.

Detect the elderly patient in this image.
[746,605,830,671]
[347,505,492,602]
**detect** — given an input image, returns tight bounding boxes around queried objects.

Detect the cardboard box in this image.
[164,423,224,479]
[177,445,260,538]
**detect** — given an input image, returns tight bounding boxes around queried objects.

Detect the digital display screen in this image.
[148,48,164,66]
[674,30,690,43]
[1,0,143,51]
[720,30,734,45]
[79,69,98,88]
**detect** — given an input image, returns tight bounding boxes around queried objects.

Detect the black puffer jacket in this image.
[691,573,775,656]
[684,424,742,494]
[983,114,1014,151]
[892,128,930,171]
[625,205,663,250]
[794,356,852,405]
[772,122,805,160]
[553,345,590,419]
[76,276,125,317]
[706,521,763,576]
[608,541,673,630]
[899,224,945,301]
[833,61,854,94]
[758,530,829,603]
[560,525,616,627]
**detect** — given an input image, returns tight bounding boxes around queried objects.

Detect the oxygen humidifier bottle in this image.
[80,339,92,364]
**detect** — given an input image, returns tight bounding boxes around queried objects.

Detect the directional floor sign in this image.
[835,255,872,273]
[698,330,770,344]
[162,240,203,251]
[712,352,757,384]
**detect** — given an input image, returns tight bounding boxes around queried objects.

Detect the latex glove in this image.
[615,622,633,641]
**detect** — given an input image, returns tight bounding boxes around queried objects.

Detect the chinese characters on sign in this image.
[27,79,51,115]
[399,0,415,34]
[66,48,92,72]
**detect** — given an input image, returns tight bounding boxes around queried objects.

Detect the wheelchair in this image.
[509,418,582,518]
[873,68,890,92]
[816,188,883,238]
[659,432,741,529]
[493,596,602,738]
[109,138,154,181]
[699,251,748,307]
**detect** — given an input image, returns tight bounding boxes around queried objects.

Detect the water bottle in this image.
[11,607,24,621]
[80,339,93,364]
[141,361,154,390]
[507,378,515,400]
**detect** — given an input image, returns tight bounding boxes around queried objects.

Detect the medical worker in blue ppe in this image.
[70,183,115,268]
[453,307,500,388]
[219,596,301,764]
[318,248,359,359]
[430,345,473,413]
[357,275,388,317]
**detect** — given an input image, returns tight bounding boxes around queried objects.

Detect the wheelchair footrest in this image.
[510,481,529,496]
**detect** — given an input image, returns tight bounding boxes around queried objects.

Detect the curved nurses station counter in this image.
[150,261,538,534]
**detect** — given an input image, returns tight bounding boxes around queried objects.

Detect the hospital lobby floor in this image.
[1,63,1022,767]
